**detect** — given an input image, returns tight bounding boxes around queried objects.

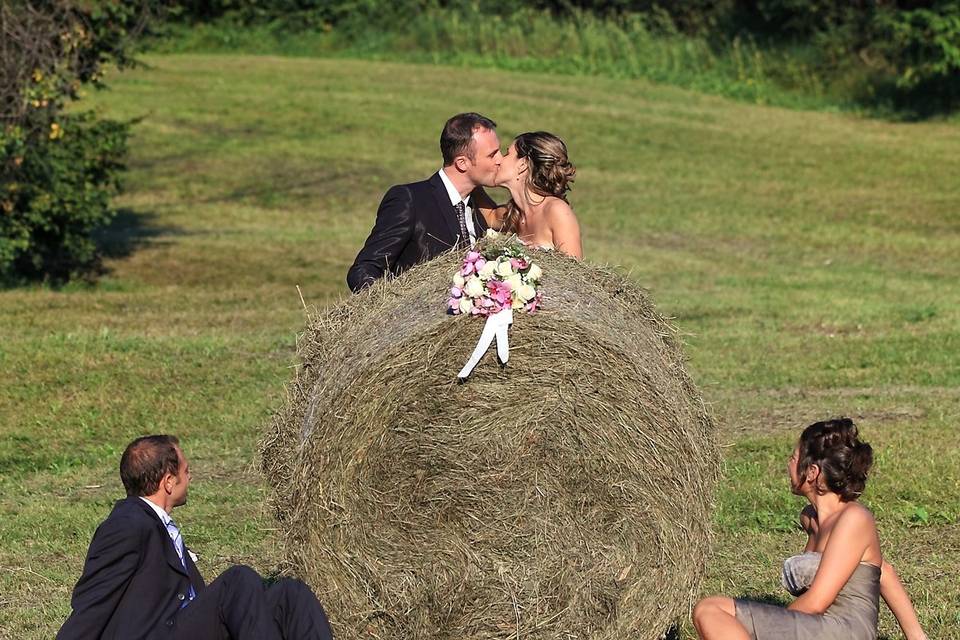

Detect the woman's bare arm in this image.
[788,507,871,615]
[880,560,927,640]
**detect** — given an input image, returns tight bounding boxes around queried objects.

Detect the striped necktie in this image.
[166,519,197,607]
[455,200,470,247]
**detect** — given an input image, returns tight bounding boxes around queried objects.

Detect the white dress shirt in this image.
[437,168,476,244]
[140,497,197,604]
[140,496,172,526]
[140,497,186,562]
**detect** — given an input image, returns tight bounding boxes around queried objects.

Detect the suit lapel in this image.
[428,172,463,246]
[128,497,191,579]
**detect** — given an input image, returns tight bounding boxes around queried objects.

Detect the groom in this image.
[346,112,502,293]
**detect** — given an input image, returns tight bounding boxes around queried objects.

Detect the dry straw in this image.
[261,239,719,640]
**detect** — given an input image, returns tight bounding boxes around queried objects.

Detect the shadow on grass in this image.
[0,209,183,290]
[95,207,184,262]
[171,160,387,210]
[127,153,394,212]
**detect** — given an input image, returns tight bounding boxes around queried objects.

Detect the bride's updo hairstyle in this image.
[796,418,873,501]
[503,131,576,233]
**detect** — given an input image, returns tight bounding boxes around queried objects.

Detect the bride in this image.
[480,131,583,258]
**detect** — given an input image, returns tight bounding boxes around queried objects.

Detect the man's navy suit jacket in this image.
[57,496,205,640]
[347,172,491,292]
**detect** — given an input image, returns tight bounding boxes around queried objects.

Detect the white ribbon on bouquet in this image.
[457,308,513,381]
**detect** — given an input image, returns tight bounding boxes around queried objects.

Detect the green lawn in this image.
[1,54,958,638]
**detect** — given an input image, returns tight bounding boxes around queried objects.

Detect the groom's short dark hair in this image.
[441,113,497,165]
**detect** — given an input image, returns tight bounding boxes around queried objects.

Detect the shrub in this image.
[0,1,151,284]
[1,113,129,281]
[879,4,960,94]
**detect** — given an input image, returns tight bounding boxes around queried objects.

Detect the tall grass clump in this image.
[158,7,830,112]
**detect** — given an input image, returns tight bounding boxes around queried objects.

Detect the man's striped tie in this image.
[455,200,470,247]
[166,519,197,607]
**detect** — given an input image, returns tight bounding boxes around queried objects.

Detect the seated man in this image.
[58,435,333,640]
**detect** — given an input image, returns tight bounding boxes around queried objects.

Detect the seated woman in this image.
[693,418,927,640]
[479,131,583,259]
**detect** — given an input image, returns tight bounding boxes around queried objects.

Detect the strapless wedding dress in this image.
[734,551,880,640]
[517,238,554,251]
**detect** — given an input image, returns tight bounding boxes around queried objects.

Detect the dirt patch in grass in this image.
[711,386,960,437]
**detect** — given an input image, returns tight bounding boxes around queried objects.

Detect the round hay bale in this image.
[261,241,719,640]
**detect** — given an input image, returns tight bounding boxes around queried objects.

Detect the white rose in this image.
[452,272,465,288]
[511,298,524,310]
[458,297,474,314]
[526,263,542,280]
[464,276,485,298]
[478,261,497,280]
[517,283,537,302]
[496,259,514,277]
[505,273,523,291]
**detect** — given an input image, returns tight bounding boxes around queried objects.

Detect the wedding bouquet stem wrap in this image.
[261,238,719,640]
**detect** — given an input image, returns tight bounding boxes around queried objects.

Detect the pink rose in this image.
[486,280,512,305]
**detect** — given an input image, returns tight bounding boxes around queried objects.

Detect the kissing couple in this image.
[347,112,582,293]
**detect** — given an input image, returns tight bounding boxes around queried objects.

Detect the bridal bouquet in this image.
[447,239,543,317]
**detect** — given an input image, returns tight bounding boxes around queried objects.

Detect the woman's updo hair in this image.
[503,131,576,233]
[796,418,873,501]
[515,131,576,198]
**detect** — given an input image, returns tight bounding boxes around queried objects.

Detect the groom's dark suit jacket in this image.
[57,496,205,640]
[347,172,490,293]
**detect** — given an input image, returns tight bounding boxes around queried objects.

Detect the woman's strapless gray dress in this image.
[735,551,880,640]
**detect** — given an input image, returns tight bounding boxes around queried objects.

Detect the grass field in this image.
[1,54,959,638]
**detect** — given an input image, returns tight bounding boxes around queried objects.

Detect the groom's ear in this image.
[453,155,469,172]
[161,470,177,495]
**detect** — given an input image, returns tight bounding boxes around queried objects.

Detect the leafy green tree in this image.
[0,1,152,283]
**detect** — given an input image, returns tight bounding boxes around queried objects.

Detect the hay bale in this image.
[261,241,719,640]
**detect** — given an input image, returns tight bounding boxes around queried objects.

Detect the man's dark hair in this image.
[440,112,497,165]
[120,435,181,497]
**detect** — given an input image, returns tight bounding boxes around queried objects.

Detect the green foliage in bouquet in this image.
[0,1,151,284]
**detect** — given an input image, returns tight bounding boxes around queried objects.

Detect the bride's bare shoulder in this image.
[543,198,578,224]
[542,198,582,259]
